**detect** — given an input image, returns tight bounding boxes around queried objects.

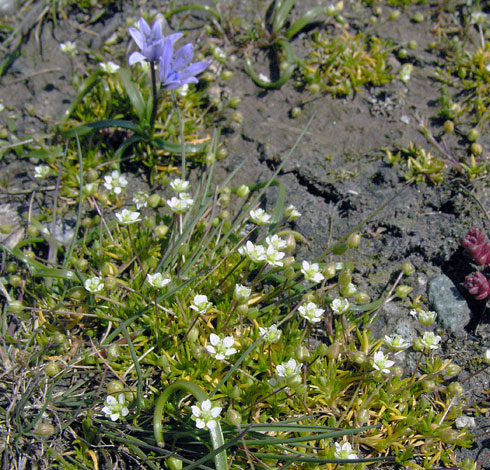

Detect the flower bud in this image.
[290,107,301,118]
[395,285,412,299]
[467,128,479,142]
[0,224,11,234]
[283,266,296,279]
[148,194,161,208]
[104,276,117,291]
[326,342,341,360]
[445,363,461,377]
[422,379,437,392]
[9,275,22,288]
[446,382,463,396]
[338,269,352,286]
[340,282,357,297]
[471,143,482,156]
[285,234,296,252]
[8,300,24,315]
[332,242,348,255]
[236,304,249,315]
[231,112,243,124]
[438,428,458,443]
[308,83,320,94]
[354,292,370,304]
[27,225,40,238]
[35,422,55,439]
[107,380,125,395]
[413,337,424,351]
[408,40,418,49]
[353,351,366,365]
[286,374,302,389]
[86,168,98,183]
[226,409,242,426]
[45,360,62,377]
[221,70,233,80]
[154,224,169,239]
[167,457,183,470]
[357,409,370,425]
[229,385,241,399]
[106,343,120,359]
[347,232,361,249]
[323,262,337,280]
[389,10,400,20]
[229,96,241,108]
[296,345,311,362]
[236,184,250,197]
[443,120,454,133]
[246,307,261,320]
[402,262,415,276]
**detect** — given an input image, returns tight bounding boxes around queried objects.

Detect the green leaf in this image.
[61,70,102,121]
[272,0,296,32]
[118,67,147,124]
[60,119,140,139]
[286,6,325,39]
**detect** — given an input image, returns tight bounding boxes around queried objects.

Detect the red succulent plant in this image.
[464,271,490,301]
[461,228,490,266]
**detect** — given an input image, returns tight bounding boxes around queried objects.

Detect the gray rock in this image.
[428,275,471,337]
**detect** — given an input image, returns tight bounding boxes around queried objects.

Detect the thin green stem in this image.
[153,380,228,470]
[149,60,159,138]
[170,90,186,179]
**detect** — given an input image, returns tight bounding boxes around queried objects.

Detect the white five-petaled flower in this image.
[170,178,190,193]
[485,349,490,364]
[276,358,302,379]
[84,276,104,293]
[34,164,51,179]
[470,11,487,25]
[191,399,222,430]
[259,324,282,343]
[384,334,411,351]
[102,394,129,421]
[372,351,395,374]
[419,310,437,326]
[166,194,194,213]
[265,245,285,267]
[190,294,212,313]
[301,261,324,283]
[238,241,266,263]
[206,333,237,361]
[420,331,441,350]
[103,170,128,195]
[298,302,325,324]
[60,41,77,56]
[334,441,357,460]
[115,209,141,225]
[147,272,170,288]
[265,235,287,251]
[331,298,350,315]
[132,191,149,209]
[99,61,120,74]
[455,415,476,429]
[285,204,301,221]
[249,208,272,225]
[234,284,251,303]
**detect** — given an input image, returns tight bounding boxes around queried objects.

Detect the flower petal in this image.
[171,43,194,71]
[201,400,211,411]
[209,333,220,346]
[128,27,144,50]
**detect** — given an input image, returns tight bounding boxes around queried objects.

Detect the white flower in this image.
[249,208,272,225]
[206,333,237,361]
[167,194,194,213]
[34,164,51,179]
[0,103,5,113]
[103,170,128,195]
[190,294,212,313]
[384,334,411,350]
[102,394,129,421]
[132,191,149,209]
[285,204,301,221]
[83,182,98,197]
[84,276,104,293]
[470,11,487,24]
[259,324,282,343]
[147,272,170,289]
[60,41,77,56]
[276,358,302,379]
[455,415,476,429]
[176,83,189,97]
[239,241,266,263]
[418,310,437,326]
[331,298,350,315]
[334,442,357,459]
[99,61,120,74]
[170,178,190,193]
[298,302,325,324]
[191,399,222,431]
[265,235,287,251]
[372,351,395,374]
[485,349,490,364]
[265,245,285,267]
[301,261,324,283]
[234,284,251,303]
[115,209,141,225]
[420,331,441,350]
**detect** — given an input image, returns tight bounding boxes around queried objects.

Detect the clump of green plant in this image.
[0,13,484,470]
[299,30,393,96]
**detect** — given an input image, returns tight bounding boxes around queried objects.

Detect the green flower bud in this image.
[191,345,205,359]
[354,292,370,304]
[286,374,302,389]
[398,48,408,59]
[221,70,233,80]
[236,184,250,197]
[402,262,415,276]
[9,275,22,288]
[353,351,366,365]
[86,168,98,183]
[412,12,424,22]
[467,128,479,142]
[446,382,463,396]
[167,456,183,470]
[393,366,404,377]
[106,343,120,359]
[8,300,24,315]
[155,224,169,238]
[413,337,424,351]
[438,428,458,443]
[290,107,301,118]
[229,96,241,108]
[74,258,88,271]
[229,385,241,400]
[296,345,311,362]
[408,40,418,50]
[347,232,362,249]
[445,363,461,377]
[187,326,199,343]
[0,224,11,234]
[107,380,125,396]
[27,225,40,238]
[283,266,296,279]
[104,276,117,291]
[338,269,352,286]
[323,262,337,280]
[422,379,437,392]
[231,112,243,124]
[357,409,370,425]
[471,143,482,156]
[178,244,189,256]
[285,234,296,252]
[45,360,62,377]
[226,409,242,426]
[326,342,341,360]
[69,287,85,302]
[236,304,249,315]
[340,282,357,297]
[395,285,412,299]
[443,120,454,133]
[308,83,320,94]
[6,262,17,273]
[389,10,400,20]
[315,343,328,357]
[282,256,295,268]
[148,194,161,208]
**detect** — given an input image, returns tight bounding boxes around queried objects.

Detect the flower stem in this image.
[153,380,228,470]
[149,60,158,139]
[170,90,186,180]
